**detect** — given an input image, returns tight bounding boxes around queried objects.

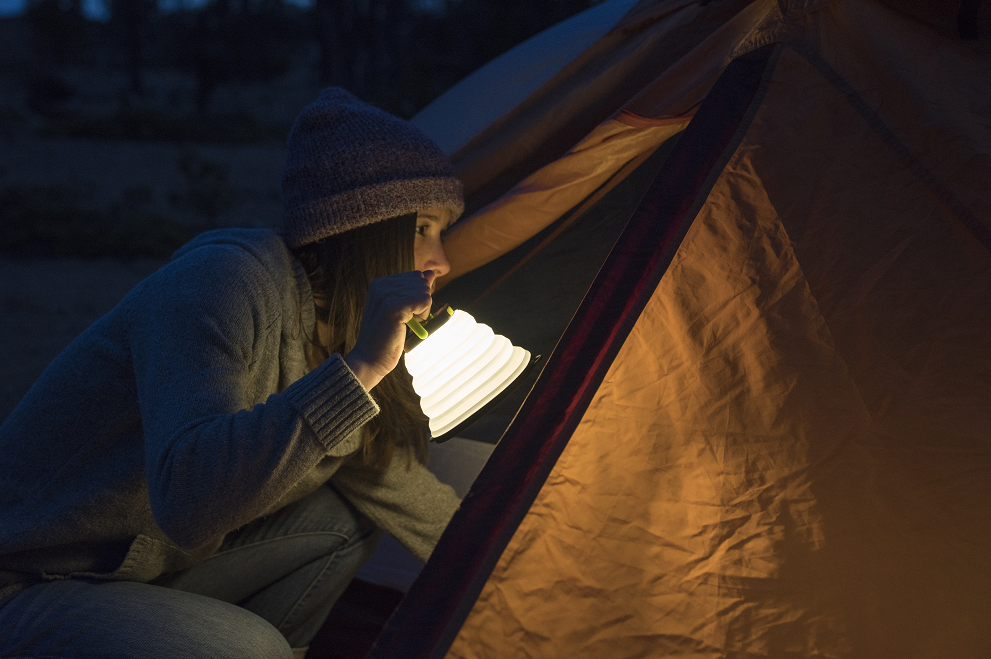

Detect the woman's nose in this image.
[430,244,451,279]
[420,241,451,284]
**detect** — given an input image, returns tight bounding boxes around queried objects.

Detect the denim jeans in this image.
[0,483,380,658]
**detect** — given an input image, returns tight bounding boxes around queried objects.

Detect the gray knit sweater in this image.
[0,228,460,600]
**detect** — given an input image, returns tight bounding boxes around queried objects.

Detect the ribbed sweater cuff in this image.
[284,353,379,451]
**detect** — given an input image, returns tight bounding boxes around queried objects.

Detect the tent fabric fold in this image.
[437,0,756,216]
[438,115,693,282]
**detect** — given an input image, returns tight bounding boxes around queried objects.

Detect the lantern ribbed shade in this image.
[405,310,530,438]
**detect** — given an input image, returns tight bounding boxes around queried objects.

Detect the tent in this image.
[368,0,991,656]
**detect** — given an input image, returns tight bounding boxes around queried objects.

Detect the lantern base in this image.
[430,354,542,444]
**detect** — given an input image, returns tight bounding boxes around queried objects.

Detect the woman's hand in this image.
[345,271,432,391]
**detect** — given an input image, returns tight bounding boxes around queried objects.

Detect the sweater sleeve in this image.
[128,244,378,549]
[331,455,461,562]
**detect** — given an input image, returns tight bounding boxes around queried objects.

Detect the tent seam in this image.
[787,40,991,254]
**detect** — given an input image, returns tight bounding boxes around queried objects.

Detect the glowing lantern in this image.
[405,307,536,442]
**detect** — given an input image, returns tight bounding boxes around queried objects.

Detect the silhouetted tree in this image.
[172,0,306,114]
[109,0,156,96]
[313,0,410,106]
[24,0,90,64]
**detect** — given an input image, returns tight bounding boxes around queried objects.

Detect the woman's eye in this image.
[416,225,427,236]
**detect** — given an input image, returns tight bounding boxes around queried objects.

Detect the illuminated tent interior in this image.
[333,0,991,657]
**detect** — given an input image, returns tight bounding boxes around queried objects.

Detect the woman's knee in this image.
[122,586,295,659]
[201,612,294,659]
[0,580,294,659]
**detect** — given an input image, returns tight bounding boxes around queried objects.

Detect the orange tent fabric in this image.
[439,114,692,282]
[371,1,991,657]
[446,44,991,659]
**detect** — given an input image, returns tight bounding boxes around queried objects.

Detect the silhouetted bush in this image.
[24,72,75,116]
[169,148,235,224]
[0,105,27,127]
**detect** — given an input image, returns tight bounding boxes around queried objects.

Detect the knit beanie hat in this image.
[280,87,464,248]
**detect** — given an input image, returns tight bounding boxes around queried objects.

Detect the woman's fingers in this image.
[345,271,433,391]
[365,273,431,327]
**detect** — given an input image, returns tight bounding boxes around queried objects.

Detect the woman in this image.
[0,88,463,658]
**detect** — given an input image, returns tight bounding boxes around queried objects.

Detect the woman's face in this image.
[415,206,453,292]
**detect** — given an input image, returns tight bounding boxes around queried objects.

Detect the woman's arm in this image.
[129,242,378,549]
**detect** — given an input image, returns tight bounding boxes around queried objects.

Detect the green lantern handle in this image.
[406,317,428,339]
[405,305,455,342]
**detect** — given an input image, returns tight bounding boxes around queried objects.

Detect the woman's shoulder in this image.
[161,228,293,291]
[172,228,289,271]
[130,228,299,321]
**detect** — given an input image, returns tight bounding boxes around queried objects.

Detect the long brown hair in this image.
[293,213,429,470]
